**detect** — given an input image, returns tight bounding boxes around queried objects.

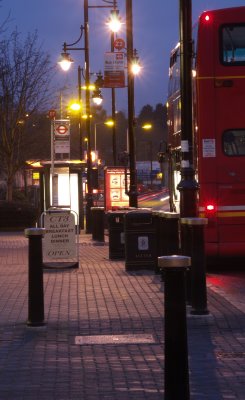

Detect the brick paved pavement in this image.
[0,231,244,399]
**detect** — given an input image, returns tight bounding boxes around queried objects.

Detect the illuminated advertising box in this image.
[104,166,130,210]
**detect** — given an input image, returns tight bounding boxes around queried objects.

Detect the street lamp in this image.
[126,0,139,207]
[94,119,115,156]
[106,3,123,166]
[177,0,199,217]
[58,4,94,233]
[142,123,153,189]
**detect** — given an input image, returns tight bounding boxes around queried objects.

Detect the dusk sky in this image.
[1,0,245,115]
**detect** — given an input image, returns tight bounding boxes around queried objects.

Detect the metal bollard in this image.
[162,212,180,255]
[180,219,193,305]
[25,228,45,327]
[91,207,105,242]
[156,211,180,278]
[158,255,191,400]
[181,218,209,315]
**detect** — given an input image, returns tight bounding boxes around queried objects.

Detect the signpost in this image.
[53,119,70,156]
[104,52,125,88]
[114,38,125,51]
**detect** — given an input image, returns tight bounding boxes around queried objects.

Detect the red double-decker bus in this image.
[167,7,245,259]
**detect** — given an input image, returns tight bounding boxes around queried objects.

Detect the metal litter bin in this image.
[124,210,156,271]
[108,210,126,259]
[91,207,105,242]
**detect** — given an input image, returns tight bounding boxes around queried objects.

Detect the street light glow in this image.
[69,102,82,112]
[105,120,114,127]
[58,52,74,71]
[142,123,152,130]
[107,10,122,33]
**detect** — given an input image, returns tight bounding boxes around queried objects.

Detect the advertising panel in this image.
[104,166,130,210]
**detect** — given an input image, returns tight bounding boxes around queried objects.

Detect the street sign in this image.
[104,52,125,88]
[48,109,56,119]
[54,120,70,137]
[53,119,70,157]
[114,38,125,50]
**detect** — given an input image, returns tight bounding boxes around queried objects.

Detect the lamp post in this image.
[107,4,122,165]
[126,0,137,207]
[142,123,153,189]
[177,0,199,217]
[94,120,114,153]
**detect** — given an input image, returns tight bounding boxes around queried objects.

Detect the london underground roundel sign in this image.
[54,120,70,137]
[57,125,68,134]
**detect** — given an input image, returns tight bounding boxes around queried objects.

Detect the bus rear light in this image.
[204,15,210,21]
[205,203,216,216]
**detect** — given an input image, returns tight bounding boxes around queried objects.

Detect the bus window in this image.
[221,24,245,64]
[223,130,245,156]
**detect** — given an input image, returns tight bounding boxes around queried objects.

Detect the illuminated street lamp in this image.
[94,119,115,153]
[91,89,103,106]
[142,123,153,189]
[58,13,93,233]
[107,9,122,33]
[126,0,138,207]
[178,0,199,217]
[106,2,122,166]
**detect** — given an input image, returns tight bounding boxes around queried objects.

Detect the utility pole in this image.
[126,0,138,207]
[84,0,94,233]
[177,0,199,217]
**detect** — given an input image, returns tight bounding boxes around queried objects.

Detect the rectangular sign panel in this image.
[104,52,125,88]
[104,166,130,210]
[53,119,70,157]
[43,212,76,259]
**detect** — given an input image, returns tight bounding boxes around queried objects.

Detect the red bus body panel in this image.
[168,7,245,258]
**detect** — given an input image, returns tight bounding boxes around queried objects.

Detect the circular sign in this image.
[114,38,125,50]
[56,125,68,135]
[48,109,56,119]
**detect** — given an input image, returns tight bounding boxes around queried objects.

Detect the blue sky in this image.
[1,0,245,115]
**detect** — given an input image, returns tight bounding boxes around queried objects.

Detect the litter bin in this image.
[124,209,156,271]
[91,207,105,242]
[107,210,126,259]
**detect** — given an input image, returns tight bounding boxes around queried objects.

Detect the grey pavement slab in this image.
[0,231,244,399]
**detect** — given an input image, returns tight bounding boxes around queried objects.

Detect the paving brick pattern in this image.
[0,232,244,399]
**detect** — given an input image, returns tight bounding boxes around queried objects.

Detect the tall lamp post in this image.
[107,4,122,165]
[58,19,94,233]
[142,123,153,189]
[126,0,138,207]
[177,0,199,217]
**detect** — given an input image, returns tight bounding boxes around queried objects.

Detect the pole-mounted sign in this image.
[53,119,70,156]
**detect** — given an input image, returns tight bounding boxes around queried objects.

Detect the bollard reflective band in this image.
[24,228,46,237]
[158,255,191,268]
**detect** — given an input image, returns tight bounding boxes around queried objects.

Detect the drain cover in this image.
[75,334,156,345]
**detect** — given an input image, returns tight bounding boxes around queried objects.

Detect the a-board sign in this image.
[43,212,76,259]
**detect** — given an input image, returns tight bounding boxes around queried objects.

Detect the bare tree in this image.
[0,29,54,201]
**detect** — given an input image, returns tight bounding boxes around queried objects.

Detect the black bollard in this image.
[185,218,209,315]
[158,255,191,400]
[157,211,180,279]
[25,228,45,327]
[91,207,105,242]
[180,218,193,305]
[162,212,180,255]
